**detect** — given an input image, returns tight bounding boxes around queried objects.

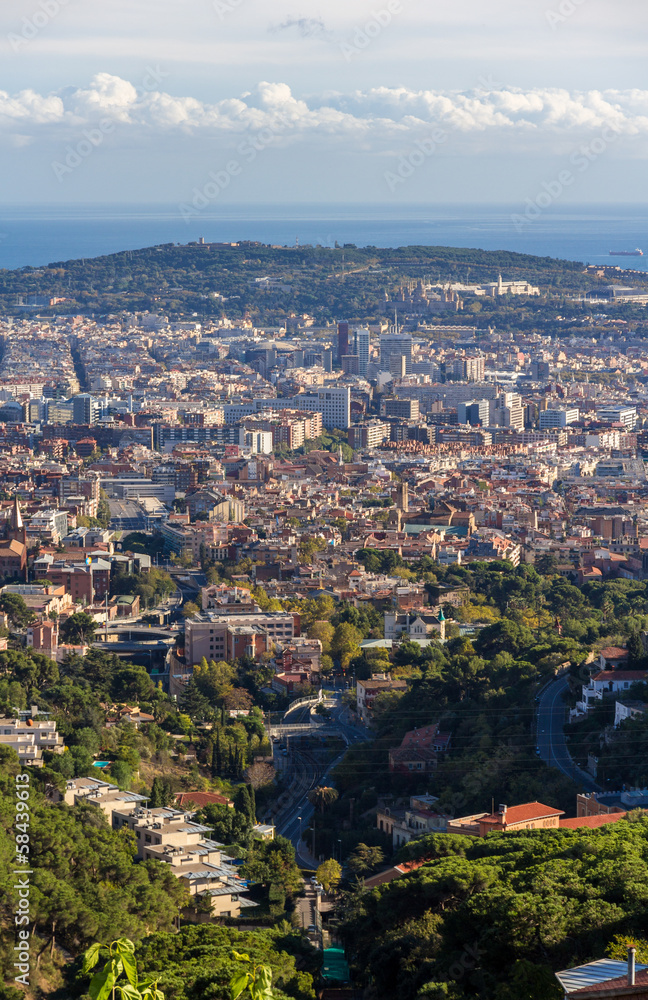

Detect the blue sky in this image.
[0,0,647,204]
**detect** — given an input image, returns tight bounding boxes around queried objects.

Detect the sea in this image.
[1,203,648,274]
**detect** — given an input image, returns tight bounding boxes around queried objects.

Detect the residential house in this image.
[448,801,564,837]
[384,610,446,643]
[388,724,451,775]
[578,671,648,713]
[356,674,408,724]
[0,716,64,766]
[376,794,447,848]
[556,954,648,1000]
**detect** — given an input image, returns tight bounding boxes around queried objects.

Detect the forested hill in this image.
[0,241,598,322]
[342,819,648,1000]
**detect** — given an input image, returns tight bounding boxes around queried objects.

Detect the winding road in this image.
[537,675,601,792]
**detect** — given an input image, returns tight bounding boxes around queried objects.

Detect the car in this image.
[310,875,318,883]
[314,883,324,892]
[307,925,317,934]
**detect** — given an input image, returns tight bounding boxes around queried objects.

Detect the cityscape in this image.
[0,242,648,998]
[3,0,648,998]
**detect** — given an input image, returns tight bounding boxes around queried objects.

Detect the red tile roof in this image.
[592,672,648,682]
[559,813,627,830]
[363,857,431,889]
[600,647,629,659]
[481,801,564,826]
[571,969,648,996]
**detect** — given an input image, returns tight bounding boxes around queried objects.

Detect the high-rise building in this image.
[348,421,389,449]
[353,329,370,377]
[395,482,409,512]
[337,322,350,361]
[380,333,413,374]
[383,398,420,420]
[341,356,359,376]
[539,408,579,429]
[71,394,101,425]
[490,392,524,432]
[457,399,490,426]
[452,357,485,381]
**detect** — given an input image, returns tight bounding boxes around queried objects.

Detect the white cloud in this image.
[2,75,648,151]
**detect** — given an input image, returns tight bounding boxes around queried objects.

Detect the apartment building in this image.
[0,716,64,766]
[112,804,256,918]
[348,421,389,449]
[185,610,297,664]
[33,555,111,602]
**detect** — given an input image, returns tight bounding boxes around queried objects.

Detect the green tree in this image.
[242,836,303,897]
[0,593,33,626]
[331,623,364,670]
[307,621,335,653]
[60,612,98,645]
[316,859,342,893]
[149,777,174,808]
[308,786,339,813]
[347,843,385,877]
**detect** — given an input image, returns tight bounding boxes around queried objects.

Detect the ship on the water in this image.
[609,248,644,256]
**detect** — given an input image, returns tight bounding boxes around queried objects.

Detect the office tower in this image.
[337,322,350,361]
[353,328,370,377]
[380,333,412,374]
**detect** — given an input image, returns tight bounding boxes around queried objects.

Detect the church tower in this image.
[8,495,27,549]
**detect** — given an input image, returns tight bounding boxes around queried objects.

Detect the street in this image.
[537,675,600,792]
[274,693,371,868]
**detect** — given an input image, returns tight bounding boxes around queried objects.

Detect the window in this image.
[145,834,151,844]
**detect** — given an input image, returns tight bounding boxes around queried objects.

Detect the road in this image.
[537,676,600,791]
[274,693,371,868]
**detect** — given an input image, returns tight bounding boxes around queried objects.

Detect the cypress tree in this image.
[149,777,162,808]
[216,729,223,775]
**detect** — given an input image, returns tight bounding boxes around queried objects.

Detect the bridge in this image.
[96,625,178,643]
[92,625,177,676]
[266,722,327,738]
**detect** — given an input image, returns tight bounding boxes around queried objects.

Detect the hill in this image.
[0,241,598,324]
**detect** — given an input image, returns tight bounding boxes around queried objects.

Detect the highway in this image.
[537,675,600,791]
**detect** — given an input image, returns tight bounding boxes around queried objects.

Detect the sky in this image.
[0,0,647,205]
